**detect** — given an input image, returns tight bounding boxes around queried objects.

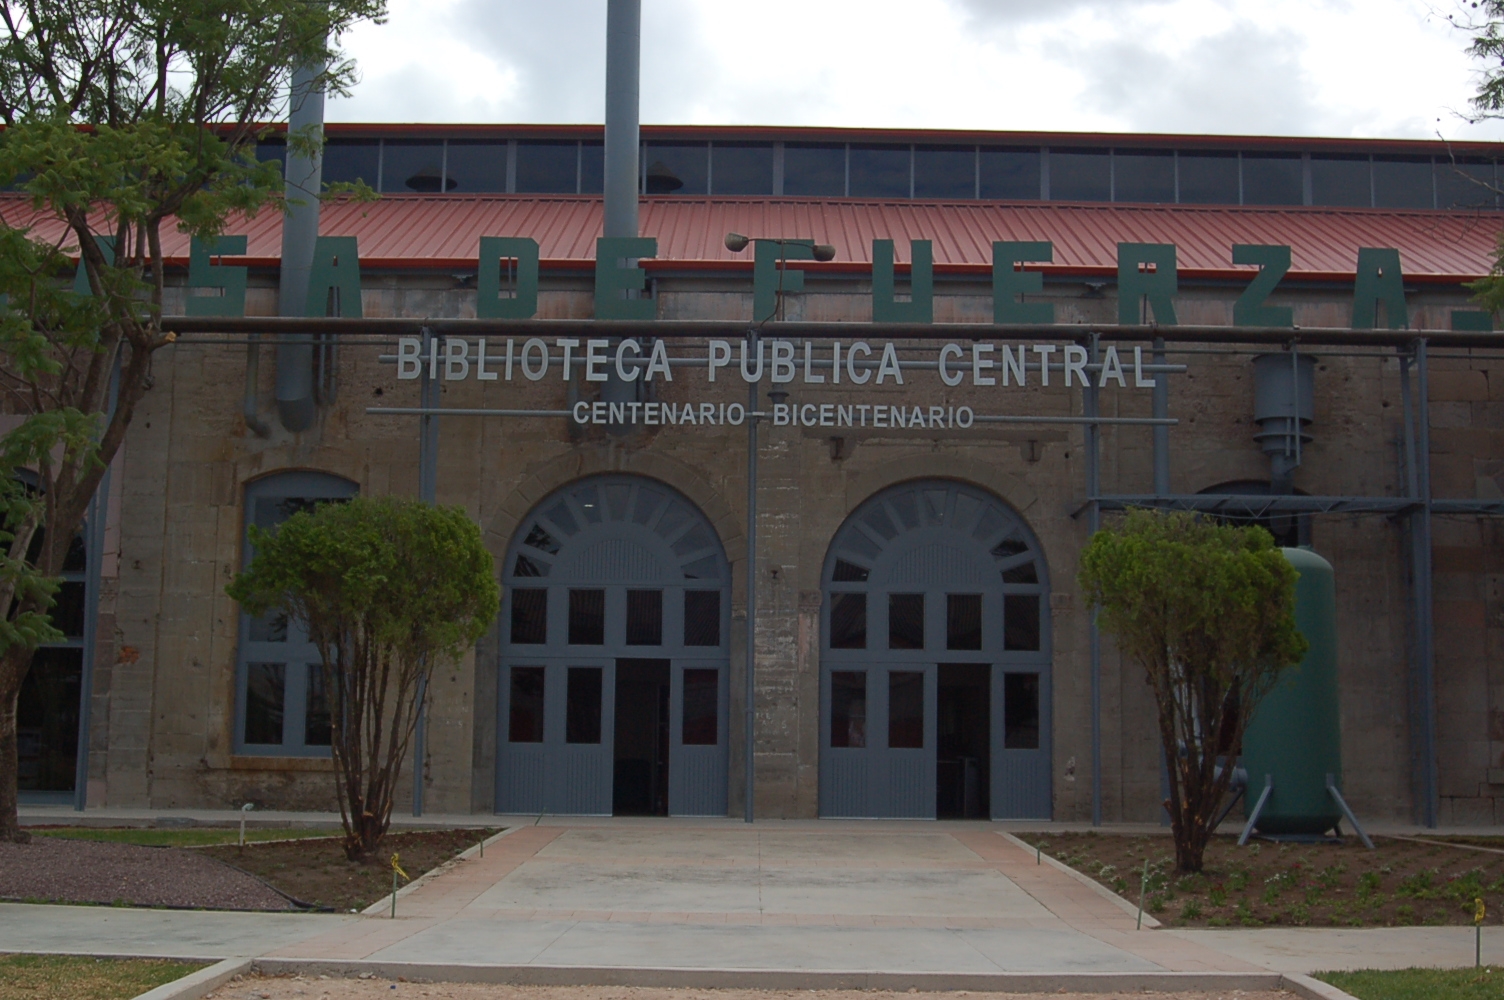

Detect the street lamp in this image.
[724,233,836,323]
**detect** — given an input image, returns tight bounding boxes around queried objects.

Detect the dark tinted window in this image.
[888,593,924,649]
[626,589,662,646]
[1437,157,1495,209]
[1242,154,1302,206]
[644,143,707,194]
[510,589,547,644]
[682,668,718,745]
[1004,594,1040,651]
[829,592,867,649]
[446,140,507,193]
[568,589,605,645]
[1310,155,1370,207]
[304,669,332,746]
[565,666,602,744]
[1373,157,1433,209]
[322,140,378,187]
[381,140,446,193]
[1004,672,1040,749]
[1114,150,1174,203]
[849,144,909,198]
[516,141,578,194]
[256,138,286,174]
[684,590,721,646]
[946,593,982,650]
[244,662,285,744]
[711,143,773,195]
[914,145,974,199]
[509,666,545,742]
[1176,152,1239,204]
[580,142,604,194]
[888,671,924,749]
[51,581,85,638]
[830,670,866,748]
[17,647,81,791]
[1050,149,1110,201]
[784,143,845,196]
[980,148,1040,199]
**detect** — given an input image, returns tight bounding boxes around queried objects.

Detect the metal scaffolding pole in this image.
[1414,341,1438,828]
[413,327,439,818]
[1085,334,1103,827]
[744,330,758,823]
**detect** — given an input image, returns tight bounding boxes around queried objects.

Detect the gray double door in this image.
[819,480,1053,820]
[496,476,732,817]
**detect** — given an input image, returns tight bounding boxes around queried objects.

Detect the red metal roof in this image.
[3,194,1499,281]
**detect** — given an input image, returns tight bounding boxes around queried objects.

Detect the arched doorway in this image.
[497,475,731,816]
[820,480,1051,819]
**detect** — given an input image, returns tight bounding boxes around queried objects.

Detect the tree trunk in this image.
[0,647,32,843]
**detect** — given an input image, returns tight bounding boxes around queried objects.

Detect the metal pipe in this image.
[163,316,1504,348]
[744,331,758,823]
[1085,334,1102,827]
[1415,340,1438,828]
[275,58,325,432]
[243,335,271,437]
[413,328,439,818]
[603,0,640,241]
[1152,337,1169,494]
[367,406,1176,427]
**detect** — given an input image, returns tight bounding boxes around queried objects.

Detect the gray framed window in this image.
[233,471,358,756]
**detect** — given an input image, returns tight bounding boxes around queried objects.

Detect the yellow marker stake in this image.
[1477,898,1486,968]
[390,852,410,919]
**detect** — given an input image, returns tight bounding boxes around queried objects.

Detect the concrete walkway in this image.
[8,817,1504,979]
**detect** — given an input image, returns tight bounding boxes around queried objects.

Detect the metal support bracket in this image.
[1327,773,1375,849]
[1239,774,1273,846]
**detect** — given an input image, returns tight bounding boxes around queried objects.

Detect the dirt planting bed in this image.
[0,836,294,910]
[201,828,498,913]
[1018,831,1504,929]
[203,978,1298,1000]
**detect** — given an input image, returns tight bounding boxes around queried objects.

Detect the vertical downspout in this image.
[414,327,439,818]
[276,60,324,432]
[1414,341,1438,827]
[745,334,757,823]
[1085,334,1102,826]
[601,0,642,431]
[1152,337,1169,494]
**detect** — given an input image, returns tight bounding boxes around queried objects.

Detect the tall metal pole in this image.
[603,0,640,242]
[1152,337,1169,495]
[744,331,758,823]
[1414,340,1438,828]
[1085,334,1102,826]
[413,327,438,817]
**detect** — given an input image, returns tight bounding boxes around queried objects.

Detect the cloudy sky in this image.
[330,0,1504,141]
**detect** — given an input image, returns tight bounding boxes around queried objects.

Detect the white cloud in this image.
[327,0,1504,140]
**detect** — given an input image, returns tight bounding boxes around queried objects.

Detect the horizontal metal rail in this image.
[160,316,1504,349]
[366,406,1178,426]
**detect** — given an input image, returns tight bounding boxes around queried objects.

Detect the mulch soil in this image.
[1018,831,1504,929]
[200,828,497,913]
[0,837,294,910]
[206,978,1297,1000]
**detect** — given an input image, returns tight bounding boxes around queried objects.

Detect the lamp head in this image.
[724,232,750,253]
[811,244,837,262]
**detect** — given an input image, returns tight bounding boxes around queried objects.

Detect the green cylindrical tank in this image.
[1241,547,1342,836]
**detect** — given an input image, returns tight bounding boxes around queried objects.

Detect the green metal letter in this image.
[1351,248,1408,330]
[477,237,539,319]
[1232,244,1293,328]
[304,236,363,318]
[872,240,933,323]
[71,235,115,296]
[1117,243,1178,326]
[992,241,1054,324]
[187,235,248,317]
[753,240,815,323]
[595,237,658,320]
[1452,310,1494,331]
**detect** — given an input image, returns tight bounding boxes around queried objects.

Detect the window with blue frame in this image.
[234,471,358,755]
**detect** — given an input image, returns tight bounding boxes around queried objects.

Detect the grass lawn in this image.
[1018,831,1504,929]
[0,954,203,1000]
[30,825,340,848]
[1317,967,1504,998]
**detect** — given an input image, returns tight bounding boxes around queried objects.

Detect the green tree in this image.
[1078,510,1307,874]
[1453,1,1504,312]
[0,0,384,842]
[227,497,499,861]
